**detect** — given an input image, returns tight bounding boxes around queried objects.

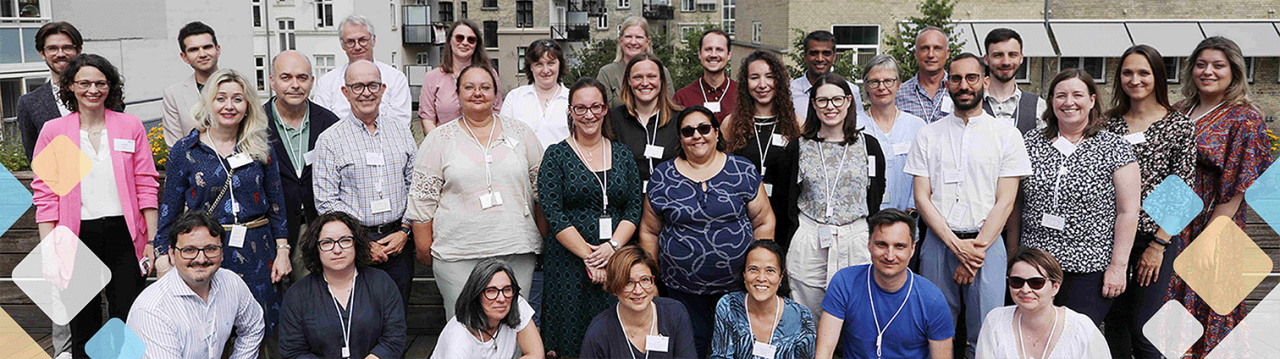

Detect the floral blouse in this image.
[1103,113,1196,237]
[793,134,886,225]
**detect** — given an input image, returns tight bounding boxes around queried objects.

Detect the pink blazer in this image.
[31,110,160,273]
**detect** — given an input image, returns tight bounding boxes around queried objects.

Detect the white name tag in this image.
[303,150,316,166]
[941,96,954,114]
[479,191,504,209]
[504,138,519,149]
[228,225,246,248]
[370,198,392,214]
[643,180,650,194]
[947,204,967,225]
[764,183,774,197]
[752,341,777,359]
[1041,213,1066,231]
[867,156,877,177]
[945,170,964,184]
[1052,136,1076,157]
[646,335,669,352]
[1124,132,1147,145]
[366,152,385,166]
[227,153,253,169]
[771,133,788,147]
[818,225,835,248]
[704,101,721,113]
[113,139,135,153]
[341,346,350,358]
[893,142,910,156]
[598,216,612,240]
[644,145,664,159]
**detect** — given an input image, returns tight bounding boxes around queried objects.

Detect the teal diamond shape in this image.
[86,318,145,359]
[1246,163,1280,229]
[1143,175,1202,236]
[0,165,33,235]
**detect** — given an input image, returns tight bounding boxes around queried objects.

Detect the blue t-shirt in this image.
[822,264,953,359]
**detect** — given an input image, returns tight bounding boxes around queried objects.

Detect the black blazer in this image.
[778,133,886,246]
[265,99,340,244]
[17,81,62,162]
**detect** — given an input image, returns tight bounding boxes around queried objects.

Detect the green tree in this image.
[882,0,966,81]
[784,28,859,82]
[564,23,710,89]
[669,23,723,88]
[564,38,617,85]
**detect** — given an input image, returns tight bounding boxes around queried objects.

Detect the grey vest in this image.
[983,89,1040,134]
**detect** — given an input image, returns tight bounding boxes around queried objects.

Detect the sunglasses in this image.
[1007,276,1049,290]
[680,123,714,138]
[454,34,478,45]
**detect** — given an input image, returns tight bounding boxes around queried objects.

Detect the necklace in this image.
[1016,307,1058,359]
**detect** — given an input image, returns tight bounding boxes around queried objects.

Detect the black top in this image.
[609,105,681,183]
[580,297,698,359]
[264,99,340,245]
[279,266,407,359]
[731,117,796,244]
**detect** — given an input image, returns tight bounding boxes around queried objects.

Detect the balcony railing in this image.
[551,23,591,41]
[402,5,432,45]
[570,0,606,17]
[642,4,673,20]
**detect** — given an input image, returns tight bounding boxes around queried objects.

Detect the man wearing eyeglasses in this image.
[128,211,264,359]
[904,53,1031,358]
[162,21,221,147]
[313,60,418,311]
[896,26,954,124]
[790,30,864,120]
[673,28,736,121]
[313,15,413,128]
[982,28,1046,134]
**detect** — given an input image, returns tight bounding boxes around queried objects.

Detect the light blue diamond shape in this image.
[1246,163,1280,229]
[1143,175,1202,236]
[86,318,145,359]
[0,165,33,235]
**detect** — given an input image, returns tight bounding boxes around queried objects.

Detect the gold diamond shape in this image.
[0,306,52,358]
[31,135,91,197]
[1173,217,1273,315]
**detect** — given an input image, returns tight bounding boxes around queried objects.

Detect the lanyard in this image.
[752,118,777,176]
[868,267,913,359]
[462,115,499,192]
[204,133,240,223]
[817,141,852,223]
[745,295,782,347]
[327,270,358,358]
[1050,134,1085,209]
[699,78,728,104]
[1184,100,1227,123]
[617,303,657,359]
[570,136,610,213]
[273,104,308,176]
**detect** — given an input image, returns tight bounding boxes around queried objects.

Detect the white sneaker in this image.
[56,353,72,359]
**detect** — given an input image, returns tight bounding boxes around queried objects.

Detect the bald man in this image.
[265,50,341,281]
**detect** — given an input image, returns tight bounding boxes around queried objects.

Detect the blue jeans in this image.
[919,230,1007,359]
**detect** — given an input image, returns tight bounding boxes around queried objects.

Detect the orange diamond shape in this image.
[31,135,91,197]
[1173,217,1273,315]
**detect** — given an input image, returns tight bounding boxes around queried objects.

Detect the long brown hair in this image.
[1041,68,1104,139]
[1178,36,1254,111]
[620,53,682,127]
[1105,45,1173,119]
[726,51,800,153]
[441,20,493,74]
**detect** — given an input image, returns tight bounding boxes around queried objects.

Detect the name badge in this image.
[341,346,350,358]
[504,137,519,149]
[764,183,774,197]
[370,198,392,214]
[704,101,721,113]
[227,153,253,169]
[1041,213,1066,231]
[945,170,963,184]
[644,145,664,159]
[940,96,954,114]
[893,142,910,156]
[113,139,136,153]
[366,152,385,166]
[818,225,835,248]
[479,191,504,209]
[303,150,316,166]
[752,341,777,359]
[867,156,877,177]
[645,335,669,352]
[771,133,788,147]
[598,216,613,240]
[881,191,891,204]
[1052,137,1076,157]
[228,225,246,248]
[947,204,967,225]
[1124,132,1147,145]
[643,180,650,194]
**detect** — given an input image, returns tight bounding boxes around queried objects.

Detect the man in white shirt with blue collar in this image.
[312,15,412,126]
[790,30,864,120]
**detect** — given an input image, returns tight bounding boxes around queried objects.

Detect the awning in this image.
[1125,22,1204,58]
[952,22,982,56]
[1199,22,1280,57]
[1050,22,1132,57]
[968,22,1056,57]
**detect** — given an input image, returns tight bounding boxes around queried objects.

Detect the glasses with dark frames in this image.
[679,123,714,138]
[1007,276,1049,290]
[174,245,223,260]
[454,34,478,45]
[482,285,515,300]
[318,236,355,251]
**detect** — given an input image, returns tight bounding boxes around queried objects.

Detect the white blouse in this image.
[500,84,571,148]
[975,306,1111,359]
[80,128,124,220]
[430,297,535,359]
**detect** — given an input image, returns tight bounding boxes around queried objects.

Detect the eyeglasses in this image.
[454,34,478,45]
[865,78,898,89]
[679,123,714,138]
[571,103,608,116]
[43,45,78,54]
[346,82,383,94]
[948,73,983,86]
[482,285,515,300]
[342,37,371,48]
[813,96,849,109]
[1007,276,1049,290]
[74,81,110,90]
[624,276,656,292]
[318,236,355,251]
[174,245,223,260]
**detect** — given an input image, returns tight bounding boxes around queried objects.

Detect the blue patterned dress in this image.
[710,292,816,359]
[156,129,289,332]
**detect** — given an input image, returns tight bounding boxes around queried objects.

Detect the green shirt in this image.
[273,103,311,177]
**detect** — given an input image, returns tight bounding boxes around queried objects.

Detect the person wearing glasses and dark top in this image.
[537,77,643,358]
[418,20,504,135]
[431,258,545,359]
[639,106,776,357]
[609,52,683,193]
[501,39,570,148]
[128,211,264,359]
[975,248,1109,358]
[580,246,696,359]
[279,212,406,359]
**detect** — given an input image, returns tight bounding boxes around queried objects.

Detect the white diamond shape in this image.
[1144,300,1204,359]
[13,226,112,325]
[1206,284,1280,358]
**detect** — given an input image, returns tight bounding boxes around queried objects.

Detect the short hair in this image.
[168,211,224,249]
[736,240,791,297]
[1041,68,1104,139]
[442,20,493,74]
[299,212,373,274]
[947,52,988,76]
[698,28,730,50]
[674,105,727,159]
[58,54,126,113]
[801,72,862,146]
[1179,36,1254,111]
[339,14,376,35]
[524,39,566,85]
[1008,248,1064,284]
[35,22,83,53]
[860,54,900,81]
[613,16,654,63]
[566,77,615,140]
[455,258,523,331]
[915,26,947,45]
[983,28,1023,52]
[454,64,498,96]
[728,51,799,153]
[620,53,682,127]
[867,209,917,240]
[605,246,660,294]
[1105,45,1173,120]
[802,30,836,52]
[177,21,218,52]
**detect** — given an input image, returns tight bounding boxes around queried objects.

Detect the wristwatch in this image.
[277,243,292,250]
[608,240,621,250]
[1152,237,1172,247]
[399,226,412,235]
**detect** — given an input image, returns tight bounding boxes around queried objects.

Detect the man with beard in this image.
[790,30,864,119]
[17,22,83,162]
[673,28,736,121]
[904,53,1031,358]
[982,28,1046,134]
[264,50,340,281]
[162,21,222,147]
[128,211,264,359]
[897,26,952,123]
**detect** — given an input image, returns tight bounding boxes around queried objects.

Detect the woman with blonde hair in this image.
[596,16,674,108]
[155,68,292,334]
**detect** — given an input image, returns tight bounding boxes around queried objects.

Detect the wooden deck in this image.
[24,333,442,357]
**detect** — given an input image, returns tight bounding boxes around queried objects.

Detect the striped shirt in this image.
[895,73,953,123]
[127,268,264,359]
[313,114,417,227]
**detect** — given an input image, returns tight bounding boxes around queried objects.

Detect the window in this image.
[1245,57,1255,83]
[491,59,499,74]
[1,79,20,119]
[416,52,431,65]
[461,1,468,19]
[832,25,879,66]
[1163,57,1180,83]
[1059,57,1105,83]
[1015,57,1030,83]
[617,0,629,9]
[316,0,333,28]
[699,2,715,12]
[518,47,527,74]
[483,0,497,9]
[252,0,262,27]
[721,0,734,35]
[314,55,335,77]
[2,0,41,18]
[278,19,296,50]
[751,21,761,44]
[0,27,42,64]
[681,0,694,12]
[516,1,533,28]
[597,13,608,30]
[438,1,454,22]
[679,26,695,42]
[254,56,266,91]
[483,21,498,49]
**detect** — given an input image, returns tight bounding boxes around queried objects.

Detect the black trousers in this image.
[368,229,415,311]
[1105,234,1179,359]
[71,216,145,359]
[1055,270,1113,326]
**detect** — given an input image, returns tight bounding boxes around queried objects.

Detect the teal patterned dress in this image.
[537,139,642,357]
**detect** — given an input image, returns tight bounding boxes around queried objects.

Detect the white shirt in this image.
[789,76,865,120]
[983,88,1048,130]
[313,60,412,126]
[127,268,264,359]
[500,84,571,148]
[79,129,123,220]
[904,112,1031,231]
[430,296,535,359]
[975,306,1111,359]
[52,82,71,116]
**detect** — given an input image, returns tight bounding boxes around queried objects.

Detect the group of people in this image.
[15,10,1269,359]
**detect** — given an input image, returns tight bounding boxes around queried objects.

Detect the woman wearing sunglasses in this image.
[781,72,885,318]
[975,248,1110,358]
[501,39,570,148]
[418,20,503,135]
[580,246,695,358]
[279,211,406,359]
[432,258,544,359]
[639,105,776,357]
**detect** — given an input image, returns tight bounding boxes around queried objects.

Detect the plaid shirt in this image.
[896,73,951,123]
[313,114,417,226]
